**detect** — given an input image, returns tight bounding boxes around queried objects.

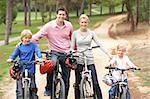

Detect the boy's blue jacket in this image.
[10,42,42,74]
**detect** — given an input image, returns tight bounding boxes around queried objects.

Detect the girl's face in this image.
[79,18,88,31]
[22,36,32,45]
[117,48,126,58]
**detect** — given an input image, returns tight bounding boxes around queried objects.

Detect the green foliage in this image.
[0,0,6,24]
[130,0,149,22]
[102,0,122,7]
[0,0,18,25]
[0,15,110,81]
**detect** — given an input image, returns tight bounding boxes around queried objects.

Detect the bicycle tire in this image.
[120,86,127,99]
[24,79,30,99]
[80,76,94,99]
[51,77,65,99]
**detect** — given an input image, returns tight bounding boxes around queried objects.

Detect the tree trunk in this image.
[122,0,125,13]
[24,0,27,26]
[79,0,85,15]
[27,0,31,26]
[5,0,14,45]
[61,0,71,20]
[100,1,103,15]
[136,0,139,26]
[34,0,37,20]
[125,0,135,31]
[89,3,92,16]
[48,7,52,21]
[76,5,79,17]
[147,0,150,24]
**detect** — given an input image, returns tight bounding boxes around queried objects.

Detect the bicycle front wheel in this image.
[52,77,65,99]
[80,76,94,99]
[23,79,30,99]
[120,86,127,99]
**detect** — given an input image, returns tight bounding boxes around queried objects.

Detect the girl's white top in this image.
[110,55,137,81]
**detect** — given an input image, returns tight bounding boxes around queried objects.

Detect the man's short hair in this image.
[56,7,67,14]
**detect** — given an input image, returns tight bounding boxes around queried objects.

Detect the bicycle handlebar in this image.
[105,66,141,71]
[10,60,39,67]
[79,46,100,53]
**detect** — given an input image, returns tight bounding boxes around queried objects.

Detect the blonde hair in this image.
[79,14,90,22]
[20,29,32,41]
[117,44,127,52]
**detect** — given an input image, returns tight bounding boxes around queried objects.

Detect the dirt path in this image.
[2,14,131,99]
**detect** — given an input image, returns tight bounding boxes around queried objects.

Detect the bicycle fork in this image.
[22,69,31,88]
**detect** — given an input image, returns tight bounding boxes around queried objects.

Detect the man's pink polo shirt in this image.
[32,20,73,52]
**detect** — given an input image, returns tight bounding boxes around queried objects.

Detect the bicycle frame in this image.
[105,66,140,99]
[41,51,65,99]
[81,52,94,98]
[72,46,100,99]
[10,60,38,99]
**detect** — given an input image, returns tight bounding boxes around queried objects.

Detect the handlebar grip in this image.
[91,46,100,49]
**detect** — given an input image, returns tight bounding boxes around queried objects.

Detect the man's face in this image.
[56,10,66,22]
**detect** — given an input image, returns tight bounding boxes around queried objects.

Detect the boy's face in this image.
[22,36,32,45]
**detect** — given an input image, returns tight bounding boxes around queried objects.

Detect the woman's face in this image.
[79,18,88,31]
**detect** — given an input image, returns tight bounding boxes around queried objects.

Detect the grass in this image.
[0,14,111,81]
[129,46,150,87]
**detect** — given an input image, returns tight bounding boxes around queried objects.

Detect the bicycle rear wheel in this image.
[51,77,65,99]
[23,79,30,99]
[80,76,94,99]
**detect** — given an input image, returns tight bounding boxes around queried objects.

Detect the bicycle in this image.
[41,51,65,99]
[69,46,100,99]
[105,66,140,99]
[10,60,39,99]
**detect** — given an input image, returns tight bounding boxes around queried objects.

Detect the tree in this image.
[24,0,28,26]
[0,0,6,24]
[125,0,135,31]
[5,0,14,45]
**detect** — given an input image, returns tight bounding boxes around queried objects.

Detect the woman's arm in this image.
[70,32,76,50]
[92,32,112,58]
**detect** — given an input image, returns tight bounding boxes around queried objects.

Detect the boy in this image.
[7,29,43,99]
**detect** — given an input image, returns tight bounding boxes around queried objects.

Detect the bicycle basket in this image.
[65,57,77,70]
[40,60,54,74]
[102,74,116,86]
[9,66,22,80]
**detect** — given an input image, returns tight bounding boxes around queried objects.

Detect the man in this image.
[32,7,73,99]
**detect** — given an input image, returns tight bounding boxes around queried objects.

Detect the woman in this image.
[71,14,111,99]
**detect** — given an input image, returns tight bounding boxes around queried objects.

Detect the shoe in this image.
[44,89,51,96]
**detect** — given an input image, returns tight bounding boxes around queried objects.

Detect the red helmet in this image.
[65,57,77,70]
[9,67,22,80]
[40,60,54,74]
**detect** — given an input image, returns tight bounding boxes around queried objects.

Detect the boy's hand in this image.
[7,59,13,63]
[37,59,44,65]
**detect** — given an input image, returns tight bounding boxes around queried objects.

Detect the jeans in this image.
[109,79,130,99]
[45,51,71,99]
[16,73,38,99]
[74,64,103,99]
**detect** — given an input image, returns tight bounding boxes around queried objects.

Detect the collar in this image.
[52,20,67,29]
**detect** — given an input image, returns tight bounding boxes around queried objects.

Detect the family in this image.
[7,7,139,99]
